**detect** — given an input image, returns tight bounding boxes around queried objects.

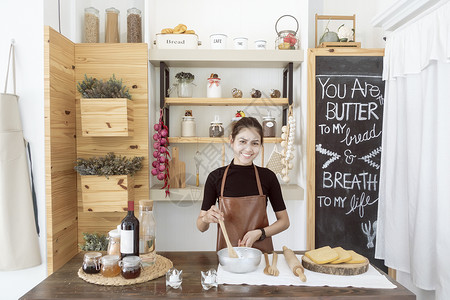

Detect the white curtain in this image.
[376,2,450,300]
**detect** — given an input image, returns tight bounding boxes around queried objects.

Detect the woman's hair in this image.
[230,117,264,144]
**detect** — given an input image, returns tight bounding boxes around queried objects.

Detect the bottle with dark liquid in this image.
[120,200,139,258]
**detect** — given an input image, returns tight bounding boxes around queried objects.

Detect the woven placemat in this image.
[78,254,173,286]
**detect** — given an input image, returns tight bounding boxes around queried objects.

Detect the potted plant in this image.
[75,152,144,212]
[77,74,134,137]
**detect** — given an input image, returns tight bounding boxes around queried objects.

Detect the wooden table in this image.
[21,252,415,299]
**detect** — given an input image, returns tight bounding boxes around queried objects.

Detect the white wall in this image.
[0,1,46,299]
[0,0,426,299]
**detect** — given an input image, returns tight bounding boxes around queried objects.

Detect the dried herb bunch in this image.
[79,232,108,251]
[74,152,144,177]
[77,74,132,99]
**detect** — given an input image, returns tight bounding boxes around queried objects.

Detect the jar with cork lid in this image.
[127,8,142,43]
[105,7,120,43]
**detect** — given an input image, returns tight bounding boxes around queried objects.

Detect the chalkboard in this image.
[307,49,386,271]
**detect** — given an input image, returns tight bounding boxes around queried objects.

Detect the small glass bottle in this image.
[84,7,99,43]
[107,229,121,256]
[139,200,156,265]
[127,8,142,43]
[82,252,101,274]
[120,256,142,279]
[105,7,120,43]
[101,255,121,277]
[181,116,196,137]
[263,112,276,137]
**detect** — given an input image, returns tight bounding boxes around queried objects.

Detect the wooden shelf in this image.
[149,49,303,68]
[165,97,288,106]
[150,184,304,202]
[168,137,282,144]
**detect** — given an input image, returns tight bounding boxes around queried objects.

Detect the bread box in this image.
[154,34,201,49]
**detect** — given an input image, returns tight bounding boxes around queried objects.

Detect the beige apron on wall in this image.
[0,43,41,271]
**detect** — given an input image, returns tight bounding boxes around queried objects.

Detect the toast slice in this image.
[330,247,352,264]
[346,250,367,264]
[305,246,339,264]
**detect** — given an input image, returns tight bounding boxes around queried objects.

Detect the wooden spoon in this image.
[218,219,238,258]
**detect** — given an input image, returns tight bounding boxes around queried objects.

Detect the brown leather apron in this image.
[216,164,274,253]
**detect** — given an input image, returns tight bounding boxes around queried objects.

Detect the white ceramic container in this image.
[254,40,267,50]
[210,34,227,49]
[233,37,248,49]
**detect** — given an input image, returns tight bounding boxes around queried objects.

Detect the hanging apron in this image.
[0,43,41,270]
[216,164,274,253]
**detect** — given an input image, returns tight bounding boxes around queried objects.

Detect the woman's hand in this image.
[237,229,261,248]
[196,205,223,232]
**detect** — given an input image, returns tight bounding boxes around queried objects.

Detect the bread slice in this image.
[305,246,339,264]
[346,250,367,264]
[330,247,352,264]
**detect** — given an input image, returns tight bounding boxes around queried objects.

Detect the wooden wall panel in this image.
[74,44,149,243]
[44,26,78,274]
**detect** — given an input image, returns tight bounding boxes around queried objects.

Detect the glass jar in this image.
[127,8,142,43]
[120,256,142,279]
[263,114,276,137]
[209,116,224,138]
[176,79,194,98]
[105,7,120,43]
[107,229,121,256]
[139,200,156,265]
[275,15,300,50]
[82,252,101,274]
[84,7,99,43]
[206,78,221,98]
[181,116,196,137]
[101,255,121,277]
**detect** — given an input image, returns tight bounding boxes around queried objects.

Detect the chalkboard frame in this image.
[306,48,385,260]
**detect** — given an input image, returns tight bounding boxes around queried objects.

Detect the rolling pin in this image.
[282,246,307,282]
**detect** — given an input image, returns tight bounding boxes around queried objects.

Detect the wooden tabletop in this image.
[20,251,415,299]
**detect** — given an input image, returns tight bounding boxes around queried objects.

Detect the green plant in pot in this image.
[74,152,144,178]
[319,20,339,45]
[77,74,132,99]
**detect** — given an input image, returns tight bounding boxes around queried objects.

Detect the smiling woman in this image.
[196,117,290,253]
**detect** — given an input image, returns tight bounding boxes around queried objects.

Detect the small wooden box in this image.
[80,175,134,212]
[80,98,134,137]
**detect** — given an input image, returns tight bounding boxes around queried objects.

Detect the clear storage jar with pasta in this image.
[105,7,120,43]
[84,7,99,43]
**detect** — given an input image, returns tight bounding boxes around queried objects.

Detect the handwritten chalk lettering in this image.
[326,102,379,121]
[318,124,331,134]
[340,123,382,146]
[332,123,347,134]
[345,192,378,218]
[344,149,357,165]
[317,195,346,208]
[318,78,347,100]
[361,220,377,249]
[322,171,378,191]
[351,78,381,99]
[318,123,347,135]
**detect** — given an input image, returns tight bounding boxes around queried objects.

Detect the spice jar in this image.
[107,229,121,256]
[181,116,196,137]
[127,8,142,43]
[120,256,142,279]
[262,112,276,137]
[275,15,300,50]
[82,252,101,274]
[209,116,224,137]
[84,7,99,43]
[105,7,120,43]
[101,255,121,277]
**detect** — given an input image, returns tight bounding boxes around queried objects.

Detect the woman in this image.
[196,117,289,252]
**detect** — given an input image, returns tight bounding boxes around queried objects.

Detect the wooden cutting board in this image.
[301,255,369,276]
[168,147,185,188]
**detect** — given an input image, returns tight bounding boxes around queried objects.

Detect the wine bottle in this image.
[120,200,139,258]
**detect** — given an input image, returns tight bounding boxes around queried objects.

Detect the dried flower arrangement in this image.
[77,74,132,99]
[74,152,144,178]
[175,71,195,83]
[78,232,108,251]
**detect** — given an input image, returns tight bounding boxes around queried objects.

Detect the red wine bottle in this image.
[120,200,139,258]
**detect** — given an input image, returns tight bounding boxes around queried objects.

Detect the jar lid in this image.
[109,229,120,238]
[210,34,227,37]
[210,121,223,125]
[278,30,297,36]
[127,7,141,14]
[233,37,248,41]
[84,252,102,259]
[101,255,120,265]
[85,7,99,14]
[254,40,267,43]
[183,116,195,120]
[122,256,141,266]
[263,116,275,121]
[106,7,119,13]
[139,200,154,211]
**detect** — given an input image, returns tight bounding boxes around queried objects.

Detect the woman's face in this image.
[230,127,261,166]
